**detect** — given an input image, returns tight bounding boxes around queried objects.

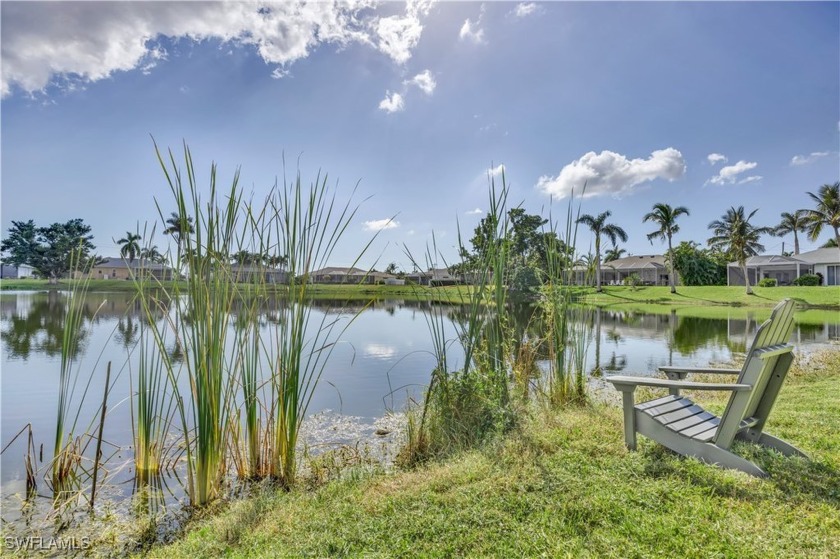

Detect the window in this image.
[827,265,839,286]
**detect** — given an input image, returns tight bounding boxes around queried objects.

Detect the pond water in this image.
[1,290,838,524]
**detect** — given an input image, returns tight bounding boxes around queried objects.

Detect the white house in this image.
[795,248,840,286]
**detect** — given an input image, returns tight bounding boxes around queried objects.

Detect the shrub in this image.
[793,274,821,286]
[623,273,642,288]
[757,278,777,287]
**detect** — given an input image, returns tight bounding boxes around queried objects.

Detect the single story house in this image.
[727,255,809,286]
[0,264,36,279]
[76,258,175,281]
[405,268,461,286]
[571,255,671,286]
[794,247,840,286]
[229,264,287,284]
[308,267,396,285]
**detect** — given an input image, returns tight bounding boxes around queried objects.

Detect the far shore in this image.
[1,279,838,310]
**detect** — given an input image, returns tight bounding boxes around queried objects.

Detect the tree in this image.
[643,203,689,293]
[772,210,807,255]
[0,220,39,266]
[576,211,627,292]
[1,219,96,283]
[803,182,840,250]
[163,211,195,249]
[116,231,142,263]
[670,241,726,286]
[140,245,166,264]
[604,246,627,263]
[822,238,838,248]
[384,262,399,275]
[707,207,772,294]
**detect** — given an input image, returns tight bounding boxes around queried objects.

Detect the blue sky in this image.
[2,1,838,271]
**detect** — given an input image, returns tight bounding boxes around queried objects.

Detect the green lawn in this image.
[134,351,840,558]
[581,285,840,309]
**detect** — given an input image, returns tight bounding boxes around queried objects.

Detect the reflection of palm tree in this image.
[114,315,140,350]
[576,211,628,292]
[117,232,142,263]
[643,203,689,293]
[707,206,771,295]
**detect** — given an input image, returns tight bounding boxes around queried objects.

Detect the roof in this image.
[309,267,395,279]
[602,255,667,270]
[94,258,171,271]
[727,255,806,267]
[793,248,840,265]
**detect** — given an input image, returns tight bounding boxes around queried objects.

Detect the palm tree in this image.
[604,246,627,262]
[116,232,142,263]
[803,182,840,250]
[140,245,165,264]
[772,210,807,255]
[707,206,772,295]
[643,203,690,293]
[576,211,628,292]
[163,211,195,250]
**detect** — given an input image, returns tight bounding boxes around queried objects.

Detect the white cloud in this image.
[707,160,758,185]
[378,91,405,113]
[707,153,728,166]
[737,175,763,184]
[790,151,831,166]
[459,19,485,44]
[375,0,434,64]
[404,69,436,95]
[536,148,686,199]
[363,218,399,232]
[465,208,483,215]
[513,3,539,18]
[1,1,434,97]
[489,163,506,178]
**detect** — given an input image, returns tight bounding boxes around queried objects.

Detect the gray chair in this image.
[607,298,805,476]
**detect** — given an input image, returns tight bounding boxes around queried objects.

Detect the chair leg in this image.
[693,443,768,477]
[738,431,809,459]
[620,390,636,450]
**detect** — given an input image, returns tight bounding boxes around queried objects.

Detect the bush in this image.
[793,274,821,286]
[758,278,777,287]
[623,273,642,289]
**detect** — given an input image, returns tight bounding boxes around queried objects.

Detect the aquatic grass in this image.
[260,167,374,487]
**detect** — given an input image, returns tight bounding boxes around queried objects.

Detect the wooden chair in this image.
[607,298,805,476]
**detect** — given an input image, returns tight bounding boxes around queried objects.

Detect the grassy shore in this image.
[136,350,840,558]
[3,280,838,309]
[581,285,840,309]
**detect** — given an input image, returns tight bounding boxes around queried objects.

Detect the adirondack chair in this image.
[607,298,805,477]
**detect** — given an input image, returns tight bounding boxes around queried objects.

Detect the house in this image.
[572,255,671,286]
[0,263,36,279]
[76,258,175,281]
[308,267,396,285]
[726,255,810,286]
[794,248,840,286]
[230,264,287,284]
[405,268,461,286]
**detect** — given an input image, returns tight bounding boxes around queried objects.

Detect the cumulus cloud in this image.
[707,153,728,166]
[536,148,686,199]
[378,91,404,113]
[363,218,399,231]
[707,160,758,185]
[489,163,506,178]
[465,208,483,215]
[375,0,434,64]
[1,1,433,97]
[513,3,539,17]
[790,151,831,166]
[404,69,436,95]
[459,5,486,44]
[737,175,763,184]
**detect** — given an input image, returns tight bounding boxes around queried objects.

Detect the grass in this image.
[137,350,840,558]
[581,285,840,309]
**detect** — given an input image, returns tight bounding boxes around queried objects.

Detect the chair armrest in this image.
[606,375,752,393]
[658,366,740,376]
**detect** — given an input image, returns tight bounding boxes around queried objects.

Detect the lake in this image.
[1,290,838,517]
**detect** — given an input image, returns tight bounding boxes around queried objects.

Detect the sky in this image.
[2,1,839,271]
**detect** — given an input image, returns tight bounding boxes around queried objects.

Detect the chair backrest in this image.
[714,298,797,447]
